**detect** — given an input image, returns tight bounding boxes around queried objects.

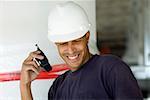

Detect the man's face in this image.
[55,32,90,71]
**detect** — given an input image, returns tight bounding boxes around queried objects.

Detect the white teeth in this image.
[68,55,78,60]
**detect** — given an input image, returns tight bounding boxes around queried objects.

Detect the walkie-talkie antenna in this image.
[35,44,39,49]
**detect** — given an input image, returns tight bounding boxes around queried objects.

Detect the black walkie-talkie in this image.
[35,44,52,72]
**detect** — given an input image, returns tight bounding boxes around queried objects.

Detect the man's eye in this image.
[58,42,67,46]
[74,39,82,42]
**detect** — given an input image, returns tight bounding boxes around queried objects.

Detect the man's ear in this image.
[85,31,90,43]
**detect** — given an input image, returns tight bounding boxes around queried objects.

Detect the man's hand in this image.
[20,51,44,100]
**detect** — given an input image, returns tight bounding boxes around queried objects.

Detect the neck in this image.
[85,52,92,64]
[70,52,93,72]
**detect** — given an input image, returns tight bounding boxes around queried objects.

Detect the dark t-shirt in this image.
[48,54,143,100]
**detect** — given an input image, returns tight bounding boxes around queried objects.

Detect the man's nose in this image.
[67,42,75,54]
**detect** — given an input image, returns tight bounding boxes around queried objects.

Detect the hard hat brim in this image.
[48,29,89,43]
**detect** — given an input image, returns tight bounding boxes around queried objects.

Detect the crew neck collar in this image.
[68,54,97,75]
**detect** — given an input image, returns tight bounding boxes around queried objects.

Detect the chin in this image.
[67,61,82,70]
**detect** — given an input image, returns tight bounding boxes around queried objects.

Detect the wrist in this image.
[20,81,33,100]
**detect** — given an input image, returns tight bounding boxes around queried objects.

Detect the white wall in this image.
[144,0,150,65]
[0,0,97,100]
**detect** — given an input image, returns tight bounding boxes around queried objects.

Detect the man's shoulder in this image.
[94,54,122,63]
[50,70,70,89]
[59,70,70,78]
[55,70,70,82]
[93,54,127,72]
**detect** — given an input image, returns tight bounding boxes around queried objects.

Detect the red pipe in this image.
[0,64,70,82]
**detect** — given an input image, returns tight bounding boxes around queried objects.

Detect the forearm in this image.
[20,82,33,100]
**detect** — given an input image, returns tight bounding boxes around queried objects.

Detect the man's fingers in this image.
[23,64,39,75]
[25,61,40,69]
[21,51,44,76]
[25,51,44,61]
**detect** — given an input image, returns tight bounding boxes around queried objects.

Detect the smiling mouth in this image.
[67,54,80,60]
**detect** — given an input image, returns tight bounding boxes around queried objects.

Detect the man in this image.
[20,1,143,100]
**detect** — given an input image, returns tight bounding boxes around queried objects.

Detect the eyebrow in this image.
[56,33,86,44]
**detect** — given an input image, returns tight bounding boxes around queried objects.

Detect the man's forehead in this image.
[55,34,85,44]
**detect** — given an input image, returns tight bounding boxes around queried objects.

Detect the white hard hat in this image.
[48,1,91,43]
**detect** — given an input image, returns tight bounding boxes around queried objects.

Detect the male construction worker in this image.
[20,1,143,100]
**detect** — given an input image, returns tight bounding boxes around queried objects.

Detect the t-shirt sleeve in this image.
[106,59,143,99]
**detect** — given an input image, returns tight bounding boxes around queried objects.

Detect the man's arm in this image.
[20,82,33,100]
[20,51,44,100]
[108,60,143,99]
